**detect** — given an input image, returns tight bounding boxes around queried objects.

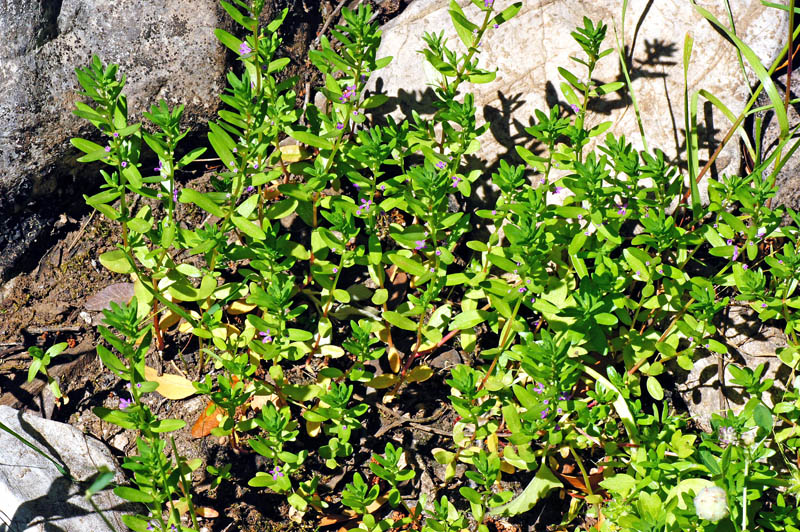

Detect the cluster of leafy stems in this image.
[65,0,800,531]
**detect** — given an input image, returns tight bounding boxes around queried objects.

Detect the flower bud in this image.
[694,486,729,523]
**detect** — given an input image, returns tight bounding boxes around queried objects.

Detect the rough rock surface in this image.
[369,0,787,202]
[674,305,790,432]
[0,0,230,279]
[0,405,131,531]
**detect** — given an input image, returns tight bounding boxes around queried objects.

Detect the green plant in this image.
[67,0,800,530]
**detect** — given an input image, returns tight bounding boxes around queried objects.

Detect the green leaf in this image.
[372,288,388,305]
[99,249,133,274]
[177,147,207,168]
[753,403,773,431]
[490,463,562,517]
[558,67,586,92]
[286,129,334,150]
[449,310,490,331]
[180,188,224,218]
[93,407,137,430]
[151,419,186,432]
[646,376,664,400]
[599,474,637,496]
[362,94,389,109]
[71,138,105,154]
[449,0,477,48]
[214,28,244,55]
[387,252,427,277]
[492,2,522,25]
[265,198,298,219]
[232,215,266,240]
[384,311,417,331]
[114,486,155,503]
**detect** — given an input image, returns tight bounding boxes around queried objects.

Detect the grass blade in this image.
[693,2,789,140]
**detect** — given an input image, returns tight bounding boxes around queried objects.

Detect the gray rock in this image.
[0,405,131,531]
[0,0,229,279]
[369,0,787,201]
[675,305,790,432]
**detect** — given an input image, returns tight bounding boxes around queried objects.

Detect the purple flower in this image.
[726,239,733,245]
[778,259,784,264]
[239,41,252,55]
[246,185,255,193]
[260,329,273,344]
[518,287,526,293]
[112,132,119,138]
[435,161,446,169]
[570,103,579,113]
[577,214,583,220]
[543,399,549,405]
[253,162,259,169]
[742,264,749,270]
[336,122,344,130]
[157,193,163,199]
[119,397,133,409]
[173,188,179,202]
[105,146,111,152]
[270,466,284,480]
[332,267,338,274]
[617,204,627,216]
[533,382,545,394]
[435,249,442,256]
[121,161,127,168]
[155,160,164,173]
[540,409,549,419]
[451,175,462,188]
[415,240,426,250]
[493,23,499,28]
[732,246,739,260]
[761,303,767,308]
[491,210,497,215]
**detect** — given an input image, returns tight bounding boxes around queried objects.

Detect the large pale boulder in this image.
[0,0,230,279]
[370,0,788,200]
[0,405,131,531]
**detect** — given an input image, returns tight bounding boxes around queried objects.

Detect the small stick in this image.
[64,210,96,258]
[24,325,82,335]
[312,0,350,49]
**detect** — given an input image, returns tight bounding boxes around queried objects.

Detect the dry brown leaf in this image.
[365,374,399,390]
[84,283,135,311]
[227,299,256,315]
[249,393,278,412]
[387,347,401,373]
[306,419,321,437]
[144,366,196,400]
[196,507,219,518]
[406,365,433,383]
[191,401,220,438]
[158,309,181,330]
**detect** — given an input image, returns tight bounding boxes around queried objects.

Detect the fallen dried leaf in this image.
[84,283,135,311]
[191,401,220,438]
[144,366,196,400]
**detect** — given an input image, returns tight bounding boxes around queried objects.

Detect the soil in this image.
[0,1,573,531]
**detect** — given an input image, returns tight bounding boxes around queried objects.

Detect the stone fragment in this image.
[0,405,131,531]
